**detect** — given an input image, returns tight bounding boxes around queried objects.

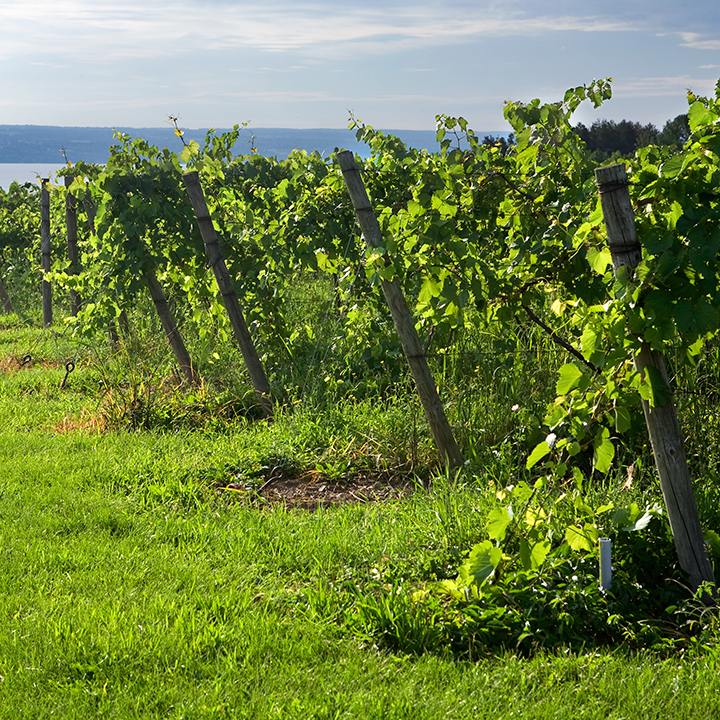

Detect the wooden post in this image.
[83,194,96,235]
[41,178,52,326]
[0,276,13,314]
[142,263,197,386]
[64,176,81,316]
[336,151,463,469]
[596,163,715,592]
[182,171,273,418]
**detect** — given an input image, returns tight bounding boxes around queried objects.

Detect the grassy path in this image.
[0,325,717,718]
[1,422,720,718]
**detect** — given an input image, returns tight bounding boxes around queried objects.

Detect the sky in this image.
[1,0,720,132]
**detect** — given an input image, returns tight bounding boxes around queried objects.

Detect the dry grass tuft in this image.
[54,406,106,434]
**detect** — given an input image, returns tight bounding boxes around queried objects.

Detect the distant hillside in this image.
[0,125,471,163]
[0,125,147,163]
[0,125,456,163]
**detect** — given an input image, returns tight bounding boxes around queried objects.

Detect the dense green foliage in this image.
[1,322,720,718]
[0,181,40,310]
[574,113,691,161]
[574,118,660,159]
[4,80,720,493]
[5,80,720,709]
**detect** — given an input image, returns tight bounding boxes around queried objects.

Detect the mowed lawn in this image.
[0,384,719,719]
[0,318,716,719]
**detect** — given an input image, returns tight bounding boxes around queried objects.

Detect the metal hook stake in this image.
[60,361,75,389]
[20,354,32,367]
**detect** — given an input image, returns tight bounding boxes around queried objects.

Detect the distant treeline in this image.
[0,118,691,165]
[476,115,692,162]
[573,114,691,161]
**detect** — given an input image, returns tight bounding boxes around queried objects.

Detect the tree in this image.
[573,119,658,160]
[658,114,691,149]
[482,134,515,156]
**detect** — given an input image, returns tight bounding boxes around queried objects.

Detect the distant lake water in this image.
[0,126,512,189]
[0,163,66,189]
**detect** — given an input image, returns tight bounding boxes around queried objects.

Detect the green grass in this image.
[2,424,720,718]
[2,303,720,717]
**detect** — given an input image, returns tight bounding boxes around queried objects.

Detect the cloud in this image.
[30,61,68,68]
[209,90,337,103]
[679,32,720,51]
[0,0,643,64]
[3,0,719,129]
[612,75,718,98]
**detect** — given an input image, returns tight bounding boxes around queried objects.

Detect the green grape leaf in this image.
[486,506,513,541]
[180,140,200,164]
[526,439,551,469]
[671,300,695,334]
[614,405,631,433]
[519,538,551,570]
[593,427,615,474]
[642,365,672,407]
[581,325,603,364]
[459,541,502,587]
[418,276,442,304]
[623,511,653,532]
[586,246,612,274]
[688,101,718,132]
[693,299,718,335]
[556,362,583,395]
[704,529,720,560]
[565,523,599,553]
[659,151,690,179]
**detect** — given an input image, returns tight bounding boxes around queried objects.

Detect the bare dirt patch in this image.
[216,467,417,510]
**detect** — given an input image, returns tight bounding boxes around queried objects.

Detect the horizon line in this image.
[0,123,512,133]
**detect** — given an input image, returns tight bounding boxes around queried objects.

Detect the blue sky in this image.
[1,0,719,131]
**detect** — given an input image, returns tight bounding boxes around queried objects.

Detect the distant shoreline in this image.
[0,125,513,188]
[0,164,68,190]
[0,125,512,165]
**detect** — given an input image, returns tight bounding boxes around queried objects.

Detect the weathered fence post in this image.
[596,163,715,592]
[182,171,273,418]
[141,258,197,386]
[84,193,96,235]
[41,178,52,326]
[0,276,13,314]
[337,151,463,469]
[64,176,81,316]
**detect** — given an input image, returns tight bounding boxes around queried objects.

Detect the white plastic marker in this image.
[599,538,612,591]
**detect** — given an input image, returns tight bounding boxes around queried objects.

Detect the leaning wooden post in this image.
[337,151,463,469]
[41,178,52,326]
[596,163,715,592]
[64,176,81,316]
[0,276,14,314]
[83,193,96,235]
[182,171,273,418]
[141,261,197,386]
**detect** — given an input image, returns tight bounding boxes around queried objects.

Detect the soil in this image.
[216,467,418,510]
